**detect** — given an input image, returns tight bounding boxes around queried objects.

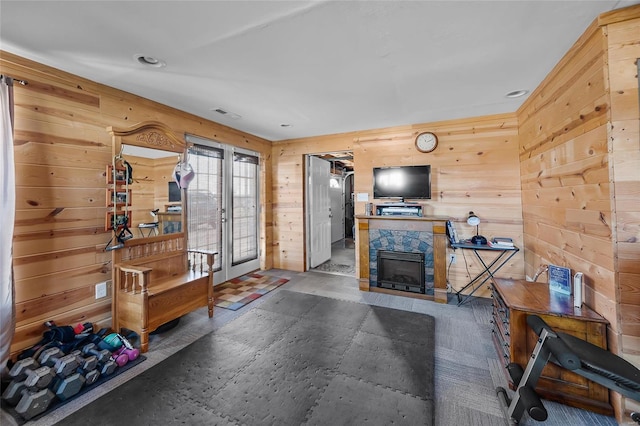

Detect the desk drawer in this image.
[491,286,508,314]
[491,327,510,367]
[491,284,511,368]
[492,311,510,343]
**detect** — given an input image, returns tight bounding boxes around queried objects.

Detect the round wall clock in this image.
[415,132,438,153]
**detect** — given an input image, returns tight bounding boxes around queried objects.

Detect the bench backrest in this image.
[113,234,188,284]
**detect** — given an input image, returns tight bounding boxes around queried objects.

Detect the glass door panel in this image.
[186,135,259,283]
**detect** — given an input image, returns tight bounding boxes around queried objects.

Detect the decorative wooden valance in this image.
[108,121,185,154]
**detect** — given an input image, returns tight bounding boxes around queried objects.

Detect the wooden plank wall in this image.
[272,131,355,271]
[2,51,273,356]
[518,5,640,422]
[272,113,525,293]
[517,21,614,317]
[604,12,640,421]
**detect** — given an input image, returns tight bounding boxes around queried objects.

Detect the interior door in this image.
[308,156,331,268]
[186,135,260,283]
[330,174,344,243]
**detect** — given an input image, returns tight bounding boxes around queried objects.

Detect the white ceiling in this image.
[1,1,637,141]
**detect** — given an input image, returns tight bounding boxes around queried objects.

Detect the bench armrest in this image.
[187,250,217,274]
[117,264,153,274]
[187,249,218,256]
[115,263,152,293]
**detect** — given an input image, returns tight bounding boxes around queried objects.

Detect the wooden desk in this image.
[491,278,612,415]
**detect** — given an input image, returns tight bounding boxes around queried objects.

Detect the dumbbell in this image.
[3,368,54,405]
[15,388,55,420]
[2,380,27,406]
[82,343,117,376]
[69,350,98,371]
[69,350,100,386]
[3,358,55,404]
[96,358,117,376]
[8,358,37,381]
[117,333,140,362]
[103,332,140,367]
[81,343,111,364]
[111,347,128,367]
[37,348,87,401]
[51,372,85,401]
[82,368,101,386]
[8,358,54,387]
[38,347,78,378]
[112,345,140,367]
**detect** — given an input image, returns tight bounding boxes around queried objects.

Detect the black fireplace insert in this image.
[377,250,425,294]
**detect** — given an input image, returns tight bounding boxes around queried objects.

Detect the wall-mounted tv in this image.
[373,165,431,200]
[168,181,181,202]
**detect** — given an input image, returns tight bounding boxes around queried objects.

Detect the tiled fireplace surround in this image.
[356,215,448,303]
[369,229,434,291]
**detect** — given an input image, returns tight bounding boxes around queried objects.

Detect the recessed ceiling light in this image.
[134,54,166,68]
[280,124,292,128]
[505,89,529,98]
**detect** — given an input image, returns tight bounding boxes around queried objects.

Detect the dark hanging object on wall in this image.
[1,75,28,132]
[122,159,133,185]
[636,59,640,126]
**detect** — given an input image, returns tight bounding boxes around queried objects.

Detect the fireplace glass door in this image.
[377,250,425,294]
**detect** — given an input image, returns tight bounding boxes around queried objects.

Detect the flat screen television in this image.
[373,165,431,200]
[168,181,181,202]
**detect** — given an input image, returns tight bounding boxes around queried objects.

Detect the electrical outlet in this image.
[95,281,108,299]
[448,253,456,264]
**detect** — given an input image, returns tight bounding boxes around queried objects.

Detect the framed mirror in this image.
[108,122,187,240]
[121,144,183,237]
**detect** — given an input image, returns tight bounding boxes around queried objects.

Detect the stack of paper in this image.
[489,237,514,248]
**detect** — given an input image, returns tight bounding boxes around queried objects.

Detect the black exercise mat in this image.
[55,290,436,425]
[1,354,146,425]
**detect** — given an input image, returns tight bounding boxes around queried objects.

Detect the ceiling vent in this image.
[212,108,241,120]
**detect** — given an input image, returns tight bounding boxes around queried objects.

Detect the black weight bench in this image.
[497,314,640,425]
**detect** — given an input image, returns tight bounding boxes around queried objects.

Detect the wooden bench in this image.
[111,234,215,352]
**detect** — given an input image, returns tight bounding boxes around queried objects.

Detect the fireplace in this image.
[377,250,425,294]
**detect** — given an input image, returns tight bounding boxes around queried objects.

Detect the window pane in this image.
[232,153,258,265]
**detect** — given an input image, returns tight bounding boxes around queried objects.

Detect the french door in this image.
[185,135,260,284]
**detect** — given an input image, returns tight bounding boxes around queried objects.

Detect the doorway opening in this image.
[306,151,355,276]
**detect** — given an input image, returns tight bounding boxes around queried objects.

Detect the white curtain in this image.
[0,76,16,375]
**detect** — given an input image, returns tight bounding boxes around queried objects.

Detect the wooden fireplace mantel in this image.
[356,215,448,303]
